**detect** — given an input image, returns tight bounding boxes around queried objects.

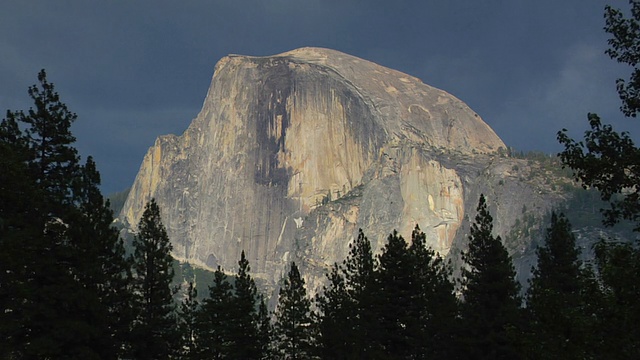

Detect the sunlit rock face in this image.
[120,47,519,290]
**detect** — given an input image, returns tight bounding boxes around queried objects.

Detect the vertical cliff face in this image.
[120,47,518,288]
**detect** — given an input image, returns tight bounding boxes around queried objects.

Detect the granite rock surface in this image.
[120,47,563,291]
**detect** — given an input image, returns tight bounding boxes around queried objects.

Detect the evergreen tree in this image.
[369,230,416,358]
[198,253,267,359]
[0,111,42,358]
[460,194,523,360]
[67,156,135,358]
[0,71,92,359]
[177,282,200,360]
[341,229,376,357]
[408,225,459,359]
[526,212,597,359]
[316,264,350,359]
[1,70,133,359]
[199,266,235,359]
[316,229,375,359]
[21,69,80,216]
[0,114,33,226]
[592,239,640,359]
[273,262,316,359]
[229,250,261,359]
[256,295,274,359]
[364,226,459,359]
[131,199,177,360]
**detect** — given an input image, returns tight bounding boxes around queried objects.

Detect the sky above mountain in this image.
[1,0,638,193]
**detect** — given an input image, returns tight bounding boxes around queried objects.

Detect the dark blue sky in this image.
[1,0,637,193]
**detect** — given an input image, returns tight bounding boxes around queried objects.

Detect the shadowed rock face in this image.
[121,47,536,290]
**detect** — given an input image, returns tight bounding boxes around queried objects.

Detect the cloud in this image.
[543,44,617,121]
[490,42,639,152]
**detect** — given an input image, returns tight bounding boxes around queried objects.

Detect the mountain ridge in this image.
[119,47,565,292]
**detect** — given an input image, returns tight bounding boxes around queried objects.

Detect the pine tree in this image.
[229,250,261,359]
[273,262,316,359]
[177,282,200,360]
[374,230,423,358]
[592,239,640,359]
[316,229,375,359]
[460,194,523,360]
[341,229,376,357]
[67,156,135,358]
[0,112,42,358]
[0,70,92,359]
[0,115,32,224]
[131,199,178,360]
[408,225,459,358]
[1,70,134,359]
[256,295,274,359]
[199,266,235,359]
[21,69,80,216]
[316,264,350,359]
[526,212,597,359]
[367,227,459,359]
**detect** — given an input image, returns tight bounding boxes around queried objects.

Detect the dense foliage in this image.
[525,212,599,359]
[0,70,132,359]
[316,229,375,358]
[460,195,523,360]
[130,199,178,359]
[273,262,316,359]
